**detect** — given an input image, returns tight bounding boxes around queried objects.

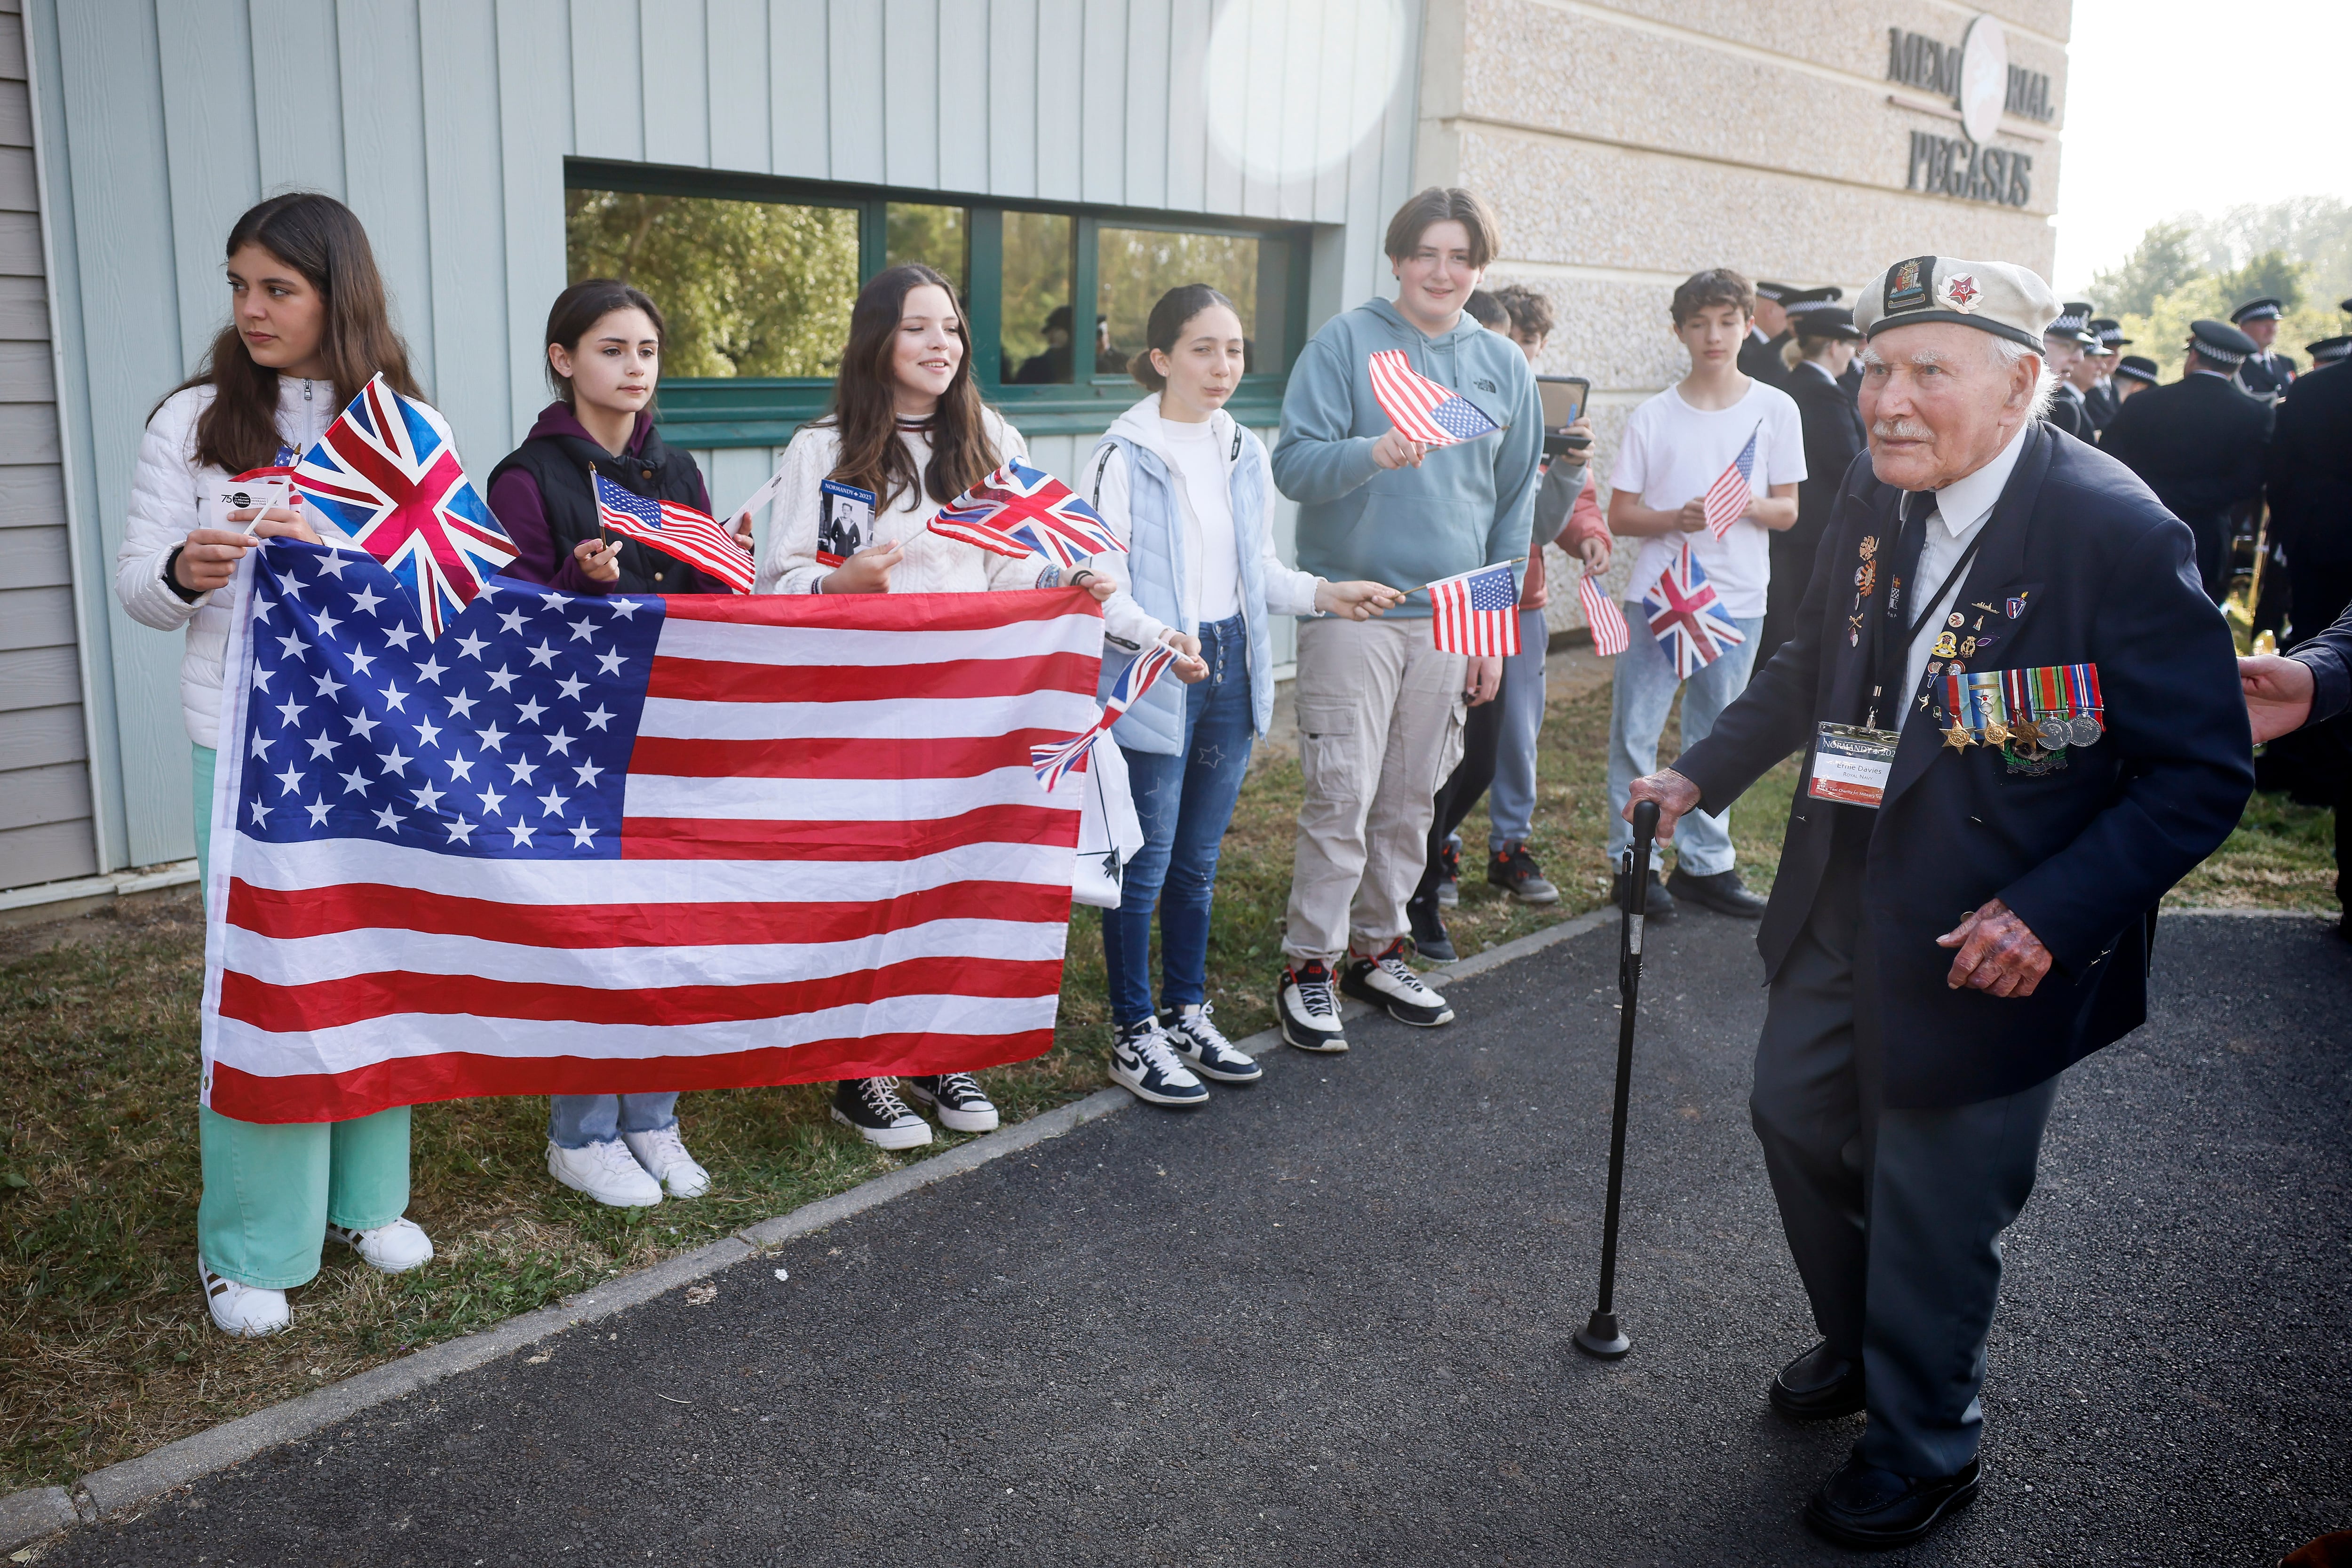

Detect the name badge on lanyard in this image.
[1808,722,1900,808]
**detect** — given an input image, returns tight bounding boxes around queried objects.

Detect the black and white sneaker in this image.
[905,1072,1000,1133]
[1342,939,1455,1027]
[1110,1018,1209,1107]
[831,1077,932,1150]
[1277,960,1349,1053]
[1160,1003,1262,1083]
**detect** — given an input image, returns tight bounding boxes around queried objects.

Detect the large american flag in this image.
[1367,350,1501,448]
[1700,425,1763,540]
[931,458,1124,569]
[1428,562,1521,657]
[1641,542,1746,679]
[590,470,754,593]
[200,542,1101,1123]
[291,375,516,639]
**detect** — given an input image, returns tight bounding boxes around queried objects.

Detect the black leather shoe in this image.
[1611,868,1676,920]
[1770,1340,1865,1420]
[1666,866,1768,918]
[1803,1453,1980,1551]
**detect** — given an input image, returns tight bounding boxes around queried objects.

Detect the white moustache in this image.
[1871,420,1935,442]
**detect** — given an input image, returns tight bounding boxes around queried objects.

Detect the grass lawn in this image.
[0,677,2332,1491]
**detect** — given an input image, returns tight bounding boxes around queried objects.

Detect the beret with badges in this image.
[1853,255,2061,351]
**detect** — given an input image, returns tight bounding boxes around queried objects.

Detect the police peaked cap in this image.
[2229,298,2284,325]
[1791,305,1863,341]
[2112,354,2160,386]
[1854,255,2061,351]
[2187,318,2259,366]
[1753,281,1794,303]
[1782,286,1845,314]
[2089,318,2129,349]
[2307,335,2351,365]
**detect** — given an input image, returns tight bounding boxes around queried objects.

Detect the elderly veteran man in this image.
[1624,257,2253,1551]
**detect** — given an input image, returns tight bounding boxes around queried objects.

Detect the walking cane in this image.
[1574,798,1658,1361]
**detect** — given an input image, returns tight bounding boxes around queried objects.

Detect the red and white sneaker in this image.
[1342,939,1454,1027]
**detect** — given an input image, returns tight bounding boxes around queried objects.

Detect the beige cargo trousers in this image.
[1281,616,1468,964]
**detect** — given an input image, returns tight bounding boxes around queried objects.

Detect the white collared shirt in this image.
[1891,425,2030,724]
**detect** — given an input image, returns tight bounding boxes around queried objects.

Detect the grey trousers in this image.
[1749,844,2059,1479]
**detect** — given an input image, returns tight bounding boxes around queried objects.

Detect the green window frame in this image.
[565,159,1313,449]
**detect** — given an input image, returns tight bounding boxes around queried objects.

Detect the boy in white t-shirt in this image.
[1605,269,1806,918]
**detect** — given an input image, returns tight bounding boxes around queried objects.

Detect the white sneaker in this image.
[326,1216,435,1274]
[1108,1018,1209,1107]
[622,1124,712,1198]
[548,1136,665,1206]
[1277,960,1349,1053]
[199,1256,290,1337]
[1341,938,1455,1027]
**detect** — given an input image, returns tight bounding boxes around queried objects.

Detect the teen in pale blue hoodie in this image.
[1266,188,1542,1054]
[1084,285,1397,1109]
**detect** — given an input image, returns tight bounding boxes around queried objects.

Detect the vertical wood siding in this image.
[27,0,1417,880]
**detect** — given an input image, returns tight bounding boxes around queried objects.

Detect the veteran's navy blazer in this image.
[1674,422,2253,1108]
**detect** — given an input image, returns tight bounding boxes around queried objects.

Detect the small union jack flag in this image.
[292,375,515,639]
[590,470,754,594]
[1641,542,1746,679]
[1367,350,1502,448]
[1029,640,1179,791]
[1701,426,1762,540]
[1427,562,1521,657]
[932,458,1125,569]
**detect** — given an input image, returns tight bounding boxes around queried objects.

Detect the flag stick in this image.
[589,462,612,549]
[1574,797,1658,1361]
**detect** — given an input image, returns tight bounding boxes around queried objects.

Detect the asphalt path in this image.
[44,911,2352,1566]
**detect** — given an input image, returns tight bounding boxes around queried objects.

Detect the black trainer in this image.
[1437,833,1462,908]
[1487,841,1559,904]
[1341,939,1454,1027]
[1160,1003,1262,1083]
[830,1078,930,1150]
[1406,893,1457,963]
[1666,865,1768,918]
[1612,867,1676,920]
[904,1071,1000,1133]
[1277,961,1348,1053]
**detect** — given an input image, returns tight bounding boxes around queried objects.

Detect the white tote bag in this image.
[1071,735,1146,909]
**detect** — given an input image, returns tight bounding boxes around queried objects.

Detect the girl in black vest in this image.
[488,279,741,1208]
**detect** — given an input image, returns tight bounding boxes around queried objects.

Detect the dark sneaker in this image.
[1160,1003,1261,1083]
[1611,867,1676,920]
[1666,865,1769,918]
[1277,961,1349,1053]
[1487,841,1559,904]
[1110,1017,1210,1106]
[831,1078,931,1150]
[1406,894,1457,963]
[1437,833,1462,908]
[1341,939,1454,1027]
[904,1071,1000,1133]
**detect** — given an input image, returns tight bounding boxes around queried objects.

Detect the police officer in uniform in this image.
[2304,335,2350,374]
[2098,319,2273,600]
[2082,319,2129,430]
[1743,281,1795,386]
[2041,302,2099,438]
[2103,353,2159,425]
[2232,298,2297,401]
[1627,255,2251,1551]
[1761,304,1867,668]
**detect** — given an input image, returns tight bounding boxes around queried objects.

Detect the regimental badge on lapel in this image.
[2007,593,2029,619]
[1932,630,1959,659]
[1855,558,1878,598]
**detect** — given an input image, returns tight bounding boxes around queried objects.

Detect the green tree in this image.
[2091,219,2201,317]
[2214,249,2304,314]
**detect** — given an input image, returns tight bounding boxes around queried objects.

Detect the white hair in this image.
[1988,335,2056,419]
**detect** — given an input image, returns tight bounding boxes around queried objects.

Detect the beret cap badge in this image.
[1938,273,1982,312]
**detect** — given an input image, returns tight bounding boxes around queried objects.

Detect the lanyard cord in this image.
[1866,518,1988,730]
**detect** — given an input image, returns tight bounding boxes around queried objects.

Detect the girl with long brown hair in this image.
[755,263,1122,1146]
[114,192,442,1337]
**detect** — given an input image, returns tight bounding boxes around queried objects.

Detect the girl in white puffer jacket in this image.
[113,192,440,1338]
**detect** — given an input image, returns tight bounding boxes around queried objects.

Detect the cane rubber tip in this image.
[1574,1311,1629,1360]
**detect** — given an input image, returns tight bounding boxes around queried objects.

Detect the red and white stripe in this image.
[1579,571,1631,656]
[1368,350,1465,447]
[1428,565,1522,658]
[204,591,1102,1123]
[595,493,756,593]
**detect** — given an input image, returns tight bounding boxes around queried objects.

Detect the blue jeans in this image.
[1102,614,1256,1025]
[1487,607,1550,847]
[549,1093,679,1149]
[1605,608,1764,875]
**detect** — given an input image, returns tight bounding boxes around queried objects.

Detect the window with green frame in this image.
[563,160,1311,447]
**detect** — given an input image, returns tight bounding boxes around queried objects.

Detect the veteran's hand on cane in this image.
[1936,898,2052,998]
[1316,580,1401,621]
[1465,654,1502,706]
[572,537,622,584]
[1624,768,1703,844]
[2239,653,2314,743]
[1371,430,1427,470]
[1162,630,1209,685]
[822,537,903,594]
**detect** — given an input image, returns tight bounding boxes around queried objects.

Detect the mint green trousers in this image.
[192,743,413,1289]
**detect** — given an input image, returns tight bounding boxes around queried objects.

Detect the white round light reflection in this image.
[1205,0,1408,188]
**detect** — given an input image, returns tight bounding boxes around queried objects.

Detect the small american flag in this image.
[200,542,1101,1122]
[1028,640,1180,791]
[590,470,754,593]
[1579,570,1631,657]
[932,458,1124,568]
[1701,426,1762,539]
[1428,562,1521,657]
[1641,542,1746,679]
[1367,350,1502,448]
[291,375,515,639]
